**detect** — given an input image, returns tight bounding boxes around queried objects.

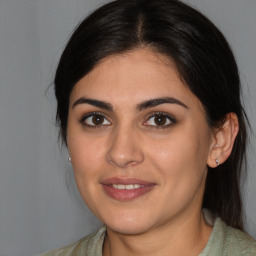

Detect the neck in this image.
[103,211,213,256]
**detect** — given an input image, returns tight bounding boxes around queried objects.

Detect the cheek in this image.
[68,136,106,177]
[146,131,195,169]
[67,136,108,213]
[67,119,106,183]
[146,125,210,184]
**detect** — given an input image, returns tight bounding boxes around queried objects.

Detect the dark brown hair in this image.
[54,0,247,230]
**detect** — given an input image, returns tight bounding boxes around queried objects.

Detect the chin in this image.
[102,211,155,235]
[107,222,151,236]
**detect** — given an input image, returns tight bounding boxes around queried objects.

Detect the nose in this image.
[106,126,144,168]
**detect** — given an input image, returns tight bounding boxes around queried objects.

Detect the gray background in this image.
[0,0,255,255]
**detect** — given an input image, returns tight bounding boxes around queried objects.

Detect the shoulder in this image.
[201,218,256,256]
[38,226,106,256]
[222,221,256,255]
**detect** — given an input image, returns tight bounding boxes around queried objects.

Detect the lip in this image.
[101,177,156,201]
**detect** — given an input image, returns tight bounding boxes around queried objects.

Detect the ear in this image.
[207,113,239,168]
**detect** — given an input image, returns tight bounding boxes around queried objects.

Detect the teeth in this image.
[112,184,143,190]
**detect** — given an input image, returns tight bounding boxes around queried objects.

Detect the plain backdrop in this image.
[0,0,255,255]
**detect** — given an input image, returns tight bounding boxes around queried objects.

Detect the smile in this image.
[112,184,145,190]
[101,178,156,201]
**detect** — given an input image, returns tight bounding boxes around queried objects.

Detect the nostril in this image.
[106,129,144,168]
[106,148,144,168]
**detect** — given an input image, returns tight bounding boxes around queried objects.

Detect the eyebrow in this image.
[72,97,188,111]
[72,98,113,111]
[137,97,188,111]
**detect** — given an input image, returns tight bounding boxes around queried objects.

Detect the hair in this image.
[54,0,248,230]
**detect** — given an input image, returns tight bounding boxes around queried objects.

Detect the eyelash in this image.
[80,112,111,129]
[79,112,176,129]
[144,112,176,129]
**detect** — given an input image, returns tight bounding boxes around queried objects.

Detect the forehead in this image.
[70,48,202,111]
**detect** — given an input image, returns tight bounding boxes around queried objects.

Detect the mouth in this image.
[101,178,156,201]
[112,184,145,189]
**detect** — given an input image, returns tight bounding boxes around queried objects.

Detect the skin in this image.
[67,48,226,255]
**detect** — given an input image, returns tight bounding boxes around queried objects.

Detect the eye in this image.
[144,113,176,128]
[81,113,111,127]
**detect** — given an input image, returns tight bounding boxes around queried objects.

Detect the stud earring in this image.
[216,158,219,167]
[68,157,72,162]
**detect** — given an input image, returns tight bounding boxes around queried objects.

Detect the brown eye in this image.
[154,115,168,126]
[144,113,175,128]
[82,113,111,127]
[92,115,105,125]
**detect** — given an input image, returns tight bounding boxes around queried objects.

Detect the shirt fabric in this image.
[39,218,256,256]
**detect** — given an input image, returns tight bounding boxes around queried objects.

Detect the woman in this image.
[40,0,256,255]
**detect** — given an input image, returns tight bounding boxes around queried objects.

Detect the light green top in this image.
[39,218,256,256]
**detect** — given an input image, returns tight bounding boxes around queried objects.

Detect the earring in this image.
[215,158,219,167]
[68,157,72,162]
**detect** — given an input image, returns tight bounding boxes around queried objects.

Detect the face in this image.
[67,48,214,235]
